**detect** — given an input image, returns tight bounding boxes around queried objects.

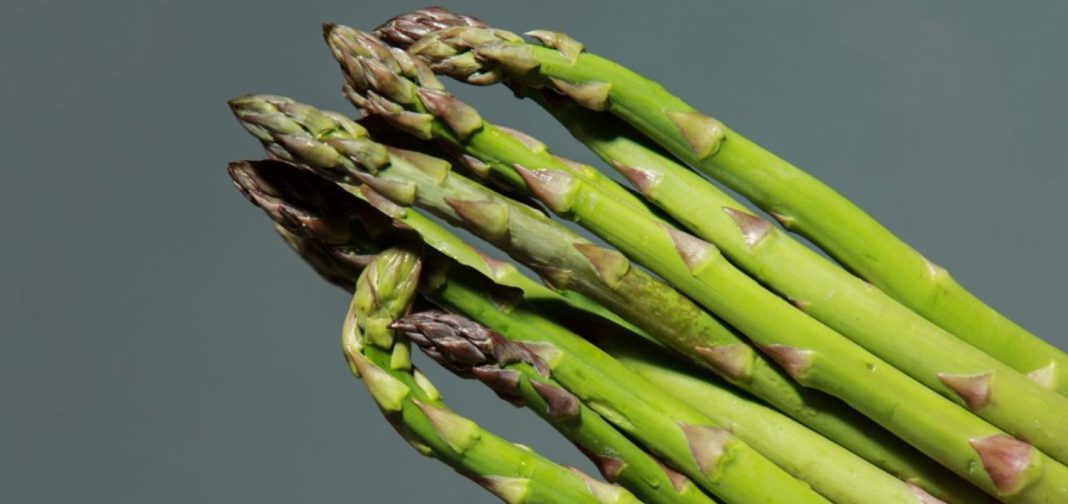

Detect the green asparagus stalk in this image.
[230,96,973,500]
[595,336,965,504]
[237,160,718,504]
[340,246,619,503]
[395,310,720,504]
[311,27,960,491]
[524,91,1068,464]
[316,31,1068,501]
[228,159,830,504]
[376,8,1068,395]
[233,157,971,502]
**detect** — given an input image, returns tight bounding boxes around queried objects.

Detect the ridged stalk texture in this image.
[379,8,1068,398]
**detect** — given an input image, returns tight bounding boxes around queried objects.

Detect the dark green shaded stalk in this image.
[381,9,1068,398]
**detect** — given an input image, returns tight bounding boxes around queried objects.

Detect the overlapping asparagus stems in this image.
[523,92,1068,461]
[311,26,974,497]
[231,108,833,504]
[376,8,1068,396]
[232,158,954,503]
[234,163,718,504]
[315,28,1068,502]
[229,94,971,501]
[371,10,1068,466]
[338,245,620,503]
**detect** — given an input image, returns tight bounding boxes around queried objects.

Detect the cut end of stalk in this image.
[445,198,511,240]
[761,344,814,380]
[937,371,993,410]
[612,162,662,196]
[666,110,725,160]
[573,243,631,288]
[514,164,580,213]
[722,207,773,250]
[969,434,1034,494]
[679,423,733,477]
[694,344,754,381]
[661,224,716,272]
[532,381,581,421]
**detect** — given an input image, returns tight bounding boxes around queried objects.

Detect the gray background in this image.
[3,1,1066,502]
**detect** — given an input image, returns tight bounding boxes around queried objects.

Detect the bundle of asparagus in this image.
[226,7,1067,503]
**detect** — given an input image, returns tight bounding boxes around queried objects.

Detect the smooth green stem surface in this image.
[534,95,1068,465]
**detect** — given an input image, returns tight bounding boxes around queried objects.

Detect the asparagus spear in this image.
[235,159,718,504]
[523,90,1068,464]
[376,8,1068,395]
[315,32,1068,501]
[236,159,978,504]
[340,246,619,503]
[395,310,720,504]
[230,97,973,500]
[595,336,965,504]
[228,159,830,503]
